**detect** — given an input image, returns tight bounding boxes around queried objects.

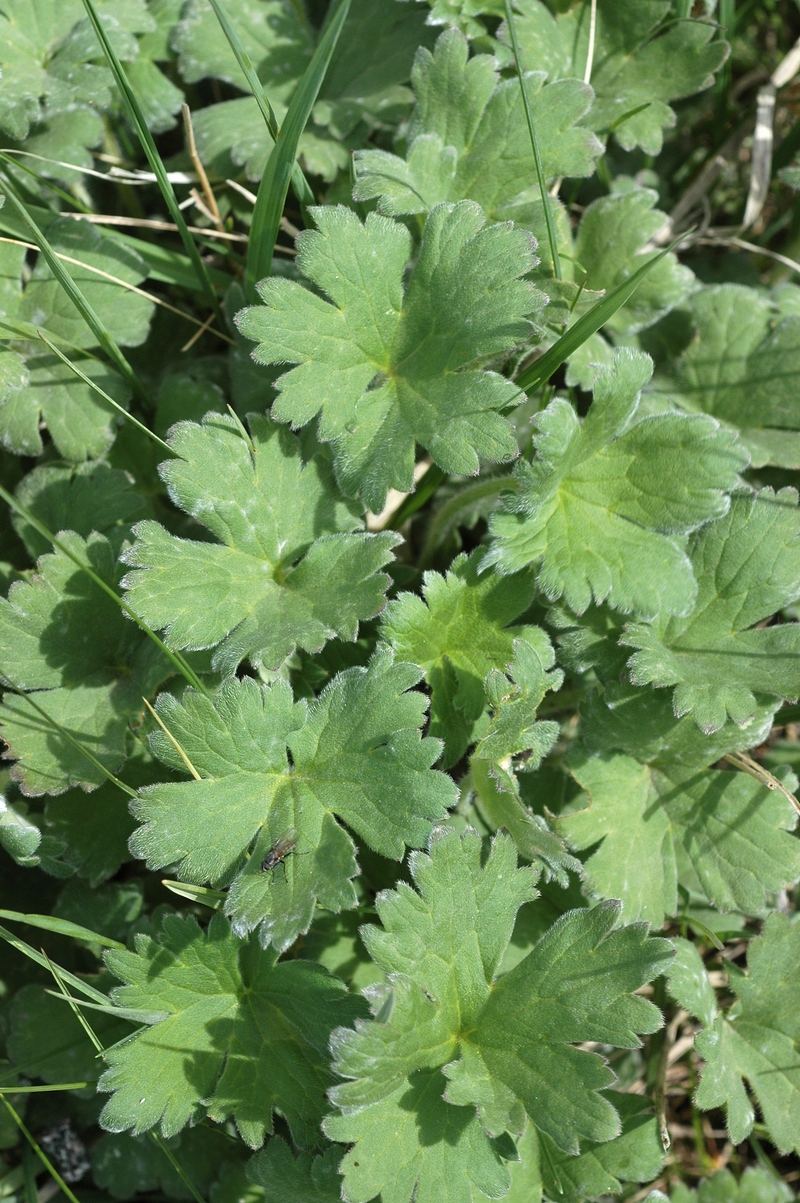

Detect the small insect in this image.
[260,829,299,874]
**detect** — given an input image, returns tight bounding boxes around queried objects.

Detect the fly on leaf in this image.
[261,829,299,874]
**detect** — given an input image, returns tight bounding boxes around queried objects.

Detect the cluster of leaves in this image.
[2,0,800,1201]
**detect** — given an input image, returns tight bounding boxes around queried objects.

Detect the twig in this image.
[182,103,225,233]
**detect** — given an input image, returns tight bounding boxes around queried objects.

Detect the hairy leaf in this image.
[326,825,671,1192]
[131,650,456,950]
[487,350,748,618]
[236,201,544,512]
[623,489,800,732]
[353,28,602,222]
[382,549,546,766]
[695,913,800,1153]
[123,414,398,674]
[506,0,727,154]
[99,911,367,1146]
[0,533,169,794]
[561,748,800,925]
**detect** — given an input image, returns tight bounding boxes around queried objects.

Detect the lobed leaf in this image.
[487,349,748,618]
[237,200,544,512]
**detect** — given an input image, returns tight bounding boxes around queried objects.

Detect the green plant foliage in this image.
[692,914,800,1154]
[651,284,800,468]
[237,200,544,511]
[3,0,800,1196]
[325,826,672,1200]
[0,0,181,151]
[0,532,170,794]
[381,548,547,765]
[122,414,399,673]
[130,651,456,949]
[353,28,602,225]
[486,349,748,618]
[506,0,728,153]
[622,489,800,732]
[665,1166,794,1203]
[99,910,367,1146]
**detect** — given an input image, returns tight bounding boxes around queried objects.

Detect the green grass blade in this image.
[79,0,222,321]
[515,238,682,393]
[44,954,105,1053]
[36,331,175,457]
[150,1134,208,1203]
[0,910,126,949]
[0,482,208,695]
[245,0,352,298]
[0,926,109,1005]
[2,1098,82,1203]
[0,168,147,401]
[207,0,315,208]
[0,1083,90,1093]
[0,674,138,797]
[161,880,227,908]
[504,0,561,279]
[44,994,165,1025]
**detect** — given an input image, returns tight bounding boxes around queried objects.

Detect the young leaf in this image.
[694,913,800,1153]
[326,826,672,1192]
[468,637,577,885]
[622,488,800,732]
[131,650,456,951]
[504,0,728,154]
[353,28,602,221]
[486,349,748,618]
[122,414,397,675]
[569,187,694,341]
[381,549,545,767]
[0,533,170,794]
[236,201,544,512]
[99,910,367,1147]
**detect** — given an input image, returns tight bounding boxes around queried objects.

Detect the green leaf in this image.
[666,1167,794,1203]
[468,637,578,885]
[487,349,748,618]
[667,937,717,1030]
[0,351,132,461]
[506,0,728,154]
[122,414,398,675]
[0,0,171,141]
[420,0,505,38]
[512,1094,665,1203]
[19,218,154,350]
[314,0,435,138]
[247,1138,343,1203]
[569,187,694,343]
[0,532,170,794]
[8,979,129,1085]
[13,461,151,559]
[92,1127,237,1201]
[353,28,602,221]
[695,913,800,1152]
[381,549,547,766]
[623,488,800,732]
[560,747,800,925]
[131,650,456,950]
[99,910,367,1147]
[326,826,671,1183]
[652,284,800,468]
[236,200,544,512]
[0,797,42,866]
[172,0,312,102]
